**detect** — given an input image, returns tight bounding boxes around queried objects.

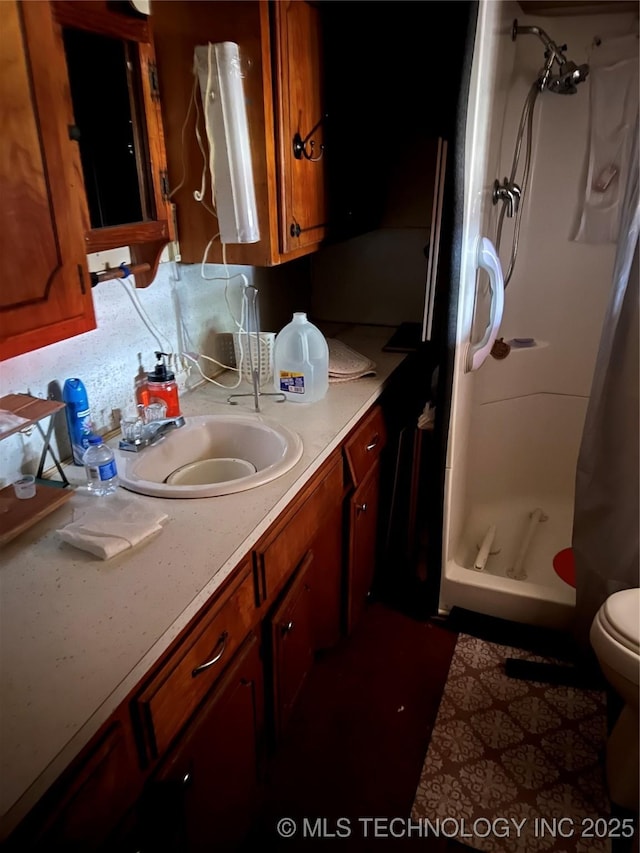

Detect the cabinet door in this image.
[346,460,381,634]
[5,720,140,852]
[270,552,314,738]
[308,503,343,651]
[51,1,175,284]
[0,1,95,361]
[273,0,327,255]
[143,632,264,853]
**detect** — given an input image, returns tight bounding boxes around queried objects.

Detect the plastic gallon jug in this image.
[273,313,328,403]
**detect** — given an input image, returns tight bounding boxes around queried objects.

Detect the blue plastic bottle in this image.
[63,378,93,465]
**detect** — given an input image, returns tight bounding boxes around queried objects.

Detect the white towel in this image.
[328,338,376,382]
[57,494,168,560]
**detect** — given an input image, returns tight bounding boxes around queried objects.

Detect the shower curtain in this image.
[572,119,640,648]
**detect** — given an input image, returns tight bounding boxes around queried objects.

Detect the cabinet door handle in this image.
[366,434,379,452]
[356,503,368,514]
[192,631,228,677]
[281,620,295,636]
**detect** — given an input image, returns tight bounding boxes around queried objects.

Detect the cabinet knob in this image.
[356,503,368,514]
[68,124,81,141]
[281,620,295,636]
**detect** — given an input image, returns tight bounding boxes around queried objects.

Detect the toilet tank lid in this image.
[604,589,640,651]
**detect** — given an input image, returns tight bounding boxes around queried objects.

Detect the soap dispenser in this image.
[145,352,180,418]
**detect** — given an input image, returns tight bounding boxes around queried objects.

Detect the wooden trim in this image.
[85,220,169,253]
[138,33,175,241]
[51,1,150,43]
[128,240,169,288]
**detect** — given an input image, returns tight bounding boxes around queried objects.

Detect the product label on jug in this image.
[279,371,305,394]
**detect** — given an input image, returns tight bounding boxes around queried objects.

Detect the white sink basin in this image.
[116,414,303,498]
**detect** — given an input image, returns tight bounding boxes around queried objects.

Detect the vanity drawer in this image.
[134,563,256,761]
[255,453,343,606]
[344,405,387,486]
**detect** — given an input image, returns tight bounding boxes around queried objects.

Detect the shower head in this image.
[545,60,590,95]
[512,19,589,95]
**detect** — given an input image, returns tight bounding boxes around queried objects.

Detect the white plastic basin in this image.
[116,414,303,498]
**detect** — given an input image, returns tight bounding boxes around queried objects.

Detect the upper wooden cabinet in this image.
[1,0,174,361]
[152,0,328,267]
[49,1,175,283]
[0,1,96,362]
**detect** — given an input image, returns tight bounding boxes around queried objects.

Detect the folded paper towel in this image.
[57,495,168,560]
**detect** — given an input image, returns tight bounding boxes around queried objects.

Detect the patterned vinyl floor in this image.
[412,634,613,853]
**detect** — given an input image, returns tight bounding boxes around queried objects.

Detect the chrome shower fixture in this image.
[512,19,589,94]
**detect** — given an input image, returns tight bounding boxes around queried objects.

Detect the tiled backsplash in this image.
[1,259,310,485]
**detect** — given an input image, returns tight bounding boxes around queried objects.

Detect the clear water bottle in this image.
[82,435,118,496]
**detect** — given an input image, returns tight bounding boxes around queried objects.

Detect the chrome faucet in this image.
[119,415,186,452]
[493,178,521,218]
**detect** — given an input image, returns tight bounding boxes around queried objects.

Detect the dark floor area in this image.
[243,597,638,853]
[244,599,466,851]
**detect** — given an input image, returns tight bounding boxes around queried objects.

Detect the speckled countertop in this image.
[0,325,406,838]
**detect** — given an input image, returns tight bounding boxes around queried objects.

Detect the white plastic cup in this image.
[13,475,36,500]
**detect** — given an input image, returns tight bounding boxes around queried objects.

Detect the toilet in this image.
[590,588,640,811]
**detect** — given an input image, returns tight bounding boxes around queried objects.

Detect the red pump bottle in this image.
[136,352,181,418]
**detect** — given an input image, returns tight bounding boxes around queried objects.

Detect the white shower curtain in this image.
[572,119,640,648]
[573,35,639,245]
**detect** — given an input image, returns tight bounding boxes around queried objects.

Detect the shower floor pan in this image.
[441,496,576,630]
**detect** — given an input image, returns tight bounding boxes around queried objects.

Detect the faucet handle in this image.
[509,181,522,213]
[492,179,521,218]
[142,401,167,423]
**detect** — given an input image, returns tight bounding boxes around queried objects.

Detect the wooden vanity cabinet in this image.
[308,501,344,651]
[3,714,143,853]
[347,460,383,635]
[343,405,388,634]
[133,562,257,764]
[140,633,264,853]
[254,452,343,647]
[151,0,327,267]
[4,408,384,851]
[269,553,314,738]
[254,450,343,740]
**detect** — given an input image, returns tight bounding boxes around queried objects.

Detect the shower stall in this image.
[435,1,638,629]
